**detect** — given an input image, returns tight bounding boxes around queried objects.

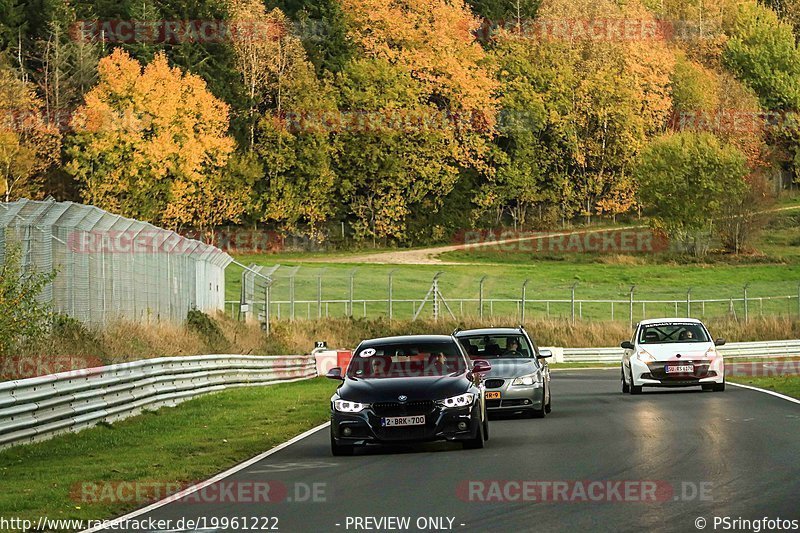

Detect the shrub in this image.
[186,309,230,352]
[0,242,55,355]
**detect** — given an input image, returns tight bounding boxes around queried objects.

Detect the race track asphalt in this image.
[98,370,800,533]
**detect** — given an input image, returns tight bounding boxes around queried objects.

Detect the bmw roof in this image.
[358,334,457,347]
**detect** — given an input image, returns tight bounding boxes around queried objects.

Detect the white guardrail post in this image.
[0,354,316,449]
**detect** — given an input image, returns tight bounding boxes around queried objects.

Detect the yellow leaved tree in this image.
[341,0,499,169]
[67,50,244,230]
[0,63,61,202]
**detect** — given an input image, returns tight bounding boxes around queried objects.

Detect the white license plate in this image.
[665,365,694,373]
[381,415,426,427]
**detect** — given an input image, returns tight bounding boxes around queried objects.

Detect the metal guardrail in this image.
[561,340,800,363]
[0,355,315,449]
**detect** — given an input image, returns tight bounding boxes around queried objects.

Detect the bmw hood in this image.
[337,375,471,403]
[483,359,539,378]
[638,342,716,362]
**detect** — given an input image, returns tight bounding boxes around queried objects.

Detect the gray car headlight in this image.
[436,392,476,408]
[512,373,542,386]
[333,400,370,413]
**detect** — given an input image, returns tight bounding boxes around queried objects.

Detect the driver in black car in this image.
[370,357,390,377]
[428,352,451,374]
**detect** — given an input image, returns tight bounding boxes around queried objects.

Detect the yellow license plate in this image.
[485,391,501,399]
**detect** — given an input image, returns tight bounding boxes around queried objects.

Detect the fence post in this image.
[239,268,247,322]
[317,269,324,319]
[521,279,529,323]
[287,266,300,321]
[744,282,750,323]
[348,269,357,317]
[388,270,396,321]
[687,287,692,317]
[629,285,636,330]
[571,282,578,325]
[479,275,487,320]
[264,280,271,335]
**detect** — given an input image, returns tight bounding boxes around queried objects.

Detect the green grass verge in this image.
[728,376,800,400]
[0,378,335,526]
[224,259,800,322]
[223,210,800,322]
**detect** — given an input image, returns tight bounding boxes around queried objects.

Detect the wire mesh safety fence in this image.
[0,198,232,326]
[233,264,800,326]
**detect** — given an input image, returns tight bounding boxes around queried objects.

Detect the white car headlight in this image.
[437,393,476,408]
[637,349,655,363]
[512,373,542,386]
[333,399,369,413]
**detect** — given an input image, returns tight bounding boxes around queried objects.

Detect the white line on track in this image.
[551,367,800,405]
[727,381,800,405]
[80,422,331,533]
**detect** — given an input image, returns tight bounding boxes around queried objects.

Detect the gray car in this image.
[454,327,552,418]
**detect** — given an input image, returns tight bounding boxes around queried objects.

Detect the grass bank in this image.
[12,315,800,374]
[0,378,334,527]
[728,376,800,400]
[256,315,800,354]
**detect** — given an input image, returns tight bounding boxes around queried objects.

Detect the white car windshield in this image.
[638,322,710,344]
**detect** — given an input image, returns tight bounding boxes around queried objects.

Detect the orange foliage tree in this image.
[67,50,244,230]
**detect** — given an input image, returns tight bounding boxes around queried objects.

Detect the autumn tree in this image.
[637,132,749,255]
[479,0,675,225]
[341,0,498,169]
[480,37,569,228]
[227,3,338,236]
[718,2,800,188]
[254,48,338,238]
[66,50,243,230]
[32,1,101,117]
[333,58,461,242]
[723,1,800,111]
[0,62,60,202]
[228,1,311,150]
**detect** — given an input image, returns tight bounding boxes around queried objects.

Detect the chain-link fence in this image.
[0,198,232,325]
[232,264,800,326]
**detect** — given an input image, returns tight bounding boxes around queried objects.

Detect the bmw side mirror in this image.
[621,341,634,350]
[538,349,552,358]
[714,338,726,346]
[472,359,492,374]
[326,367,344,380]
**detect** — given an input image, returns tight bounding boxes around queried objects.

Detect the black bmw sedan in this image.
[327,335,491,455]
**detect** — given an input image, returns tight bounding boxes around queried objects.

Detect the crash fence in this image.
[0,355,315,449]
[0,198,232,326]
[236,265,800,327]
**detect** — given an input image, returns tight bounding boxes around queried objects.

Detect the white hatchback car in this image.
[621,318,726,394]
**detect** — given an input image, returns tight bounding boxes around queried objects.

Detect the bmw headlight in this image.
[512,373,542,386]
[333,399,370,413]
[437,393,476,408]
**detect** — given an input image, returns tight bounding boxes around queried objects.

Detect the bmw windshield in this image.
[347,342,467,379]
